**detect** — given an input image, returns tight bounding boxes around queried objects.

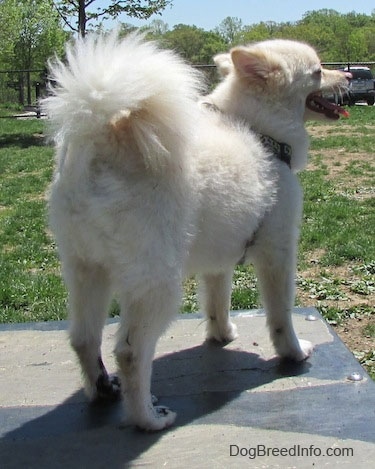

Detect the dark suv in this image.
[331,66,375,106]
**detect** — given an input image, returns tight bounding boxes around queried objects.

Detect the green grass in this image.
[0,118,67,322]
[299,170,374,265]
[310,135,374,152]
[364,323,375,338]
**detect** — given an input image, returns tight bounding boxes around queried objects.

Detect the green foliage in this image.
[215,16,243,45]
[240,22,281,43]
[161,24,226,64]
[1,7,375,77]
[130,9,375,64]
[0,0,67,70]
[54,0,172,36]
[317,304,373,325]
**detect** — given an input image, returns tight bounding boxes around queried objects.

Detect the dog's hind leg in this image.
[115,282,180,431]
[200,271,238,343]
[65,260,120,401]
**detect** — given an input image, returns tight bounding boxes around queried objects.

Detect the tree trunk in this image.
[78,0,87,37]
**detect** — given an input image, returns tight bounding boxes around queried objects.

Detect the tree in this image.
[0,0,67,104]
[0,0,67,70]
[215,16,243,45]
[52,0,173,36]
[145,18,169,38]
[163,24,226,64]
[240,22,279,43]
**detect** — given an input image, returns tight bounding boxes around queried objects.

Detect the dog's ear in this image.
[213,53,233,77]
[231,46,283,84]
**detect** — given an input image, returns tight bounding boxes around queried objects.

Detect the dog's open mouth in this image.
[306,93,349,120]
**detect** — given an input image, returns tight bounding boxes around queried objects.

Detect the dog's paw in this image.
[206,319,238,343]
[136,406,177,432]
[296,339,314,361]
[94,374,121,402]
[277,339,314,362]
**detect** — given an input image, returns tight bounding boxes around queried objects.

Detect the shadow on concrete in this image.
[1,339,374,468]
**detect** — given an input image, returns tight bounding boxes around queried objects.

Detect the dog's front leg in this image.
[250,176,313,362]
[200,271,238,343]
[115,284,179,431]
[252,237,313,361]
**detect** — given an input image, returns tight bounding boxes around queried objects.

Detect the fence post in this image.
[35,82,41,118]
[27,70,32,106]
[18,72,24,105]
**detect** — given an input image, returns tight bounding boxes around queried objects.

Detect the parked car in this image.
[326,66,375,106]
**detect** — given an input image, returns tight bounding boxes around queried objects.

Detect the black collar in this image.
[202,101,292,168]
[257,134,292,168]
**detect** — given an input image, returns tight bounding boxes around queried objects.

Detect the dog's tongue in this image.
[307,94,350,119]
[340,107,350,118]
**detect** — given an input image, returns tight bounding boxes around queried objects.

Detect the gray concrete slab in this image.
[0,308,374,468]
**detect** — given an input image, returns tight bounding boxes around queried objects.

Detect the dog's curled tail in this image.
[43,32,203,171]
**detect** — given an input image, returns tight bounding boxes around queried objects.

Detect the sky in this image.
[95,0,374,31]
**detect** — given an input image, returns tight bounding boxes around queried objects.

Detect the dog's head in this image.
[214,40,350,122]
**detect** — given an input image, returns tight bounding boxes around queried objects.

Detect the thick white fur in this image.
[43,33,349,431]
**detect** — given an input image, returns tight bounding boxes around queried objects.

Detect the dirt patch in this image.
[336,316,374,353]
[297,259,374,377]
[308,148,373,176]
[307,149,374,203]
[307,123,375,138]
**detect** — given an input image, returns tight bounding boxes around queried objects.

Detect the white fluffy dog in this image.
[43,32,350,431]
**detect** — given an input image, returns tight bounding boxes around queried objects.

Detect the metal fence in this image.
[0,69,46,107]
[0,66,219,113]
[0,61,374,112]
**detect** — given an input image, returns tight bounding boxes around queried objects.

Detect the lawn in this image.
[0,106,374,378]
[0,118,66,322]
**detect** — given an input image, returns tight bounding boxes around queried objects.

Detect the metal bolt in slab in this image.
[305,314,318,321]
[347,372,363,382]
